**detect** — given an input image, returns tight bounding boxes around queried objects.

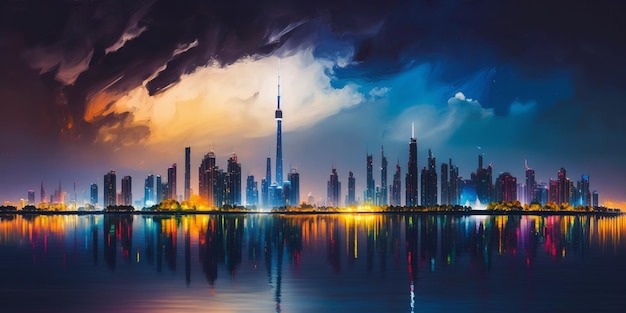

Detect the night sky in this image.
[1,0,625,207]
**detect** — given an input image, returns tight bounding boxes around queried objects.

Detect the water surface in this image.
[1,214,625,312]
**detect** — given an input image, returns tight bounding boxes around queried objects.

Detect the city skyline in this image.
[1,1,625,208]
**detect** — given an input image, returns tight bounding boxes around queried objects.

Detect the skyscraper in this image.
[288,168,300,207]
[121,176,132,206]
[495,172,517,202]
[327,168,341,207]
[580,175,591,206]
[144,175,154,207]
[184,146,191,201]
[199,151,216,207]
[261,157,271,208]
[227,154,242,206]
[380,146,388,206]
[156,175,162,203]
[366,153,374,204]
[90,183,98,206]
[440,162,449,205]
[275,63,283,185]
[104,170,116,207]
[592,190,599,207]
[347,171,356,206]
[406,124,418,206]
[27,190,35,205]
[557,168,568,205]
[40,181,45,204]
[420,149,437,206]
[525,161,537,205]
[449,159,460,205]
[472,154,493,205]
[392,162,401,206]
[246,175,258,207]
[167,163,177,200]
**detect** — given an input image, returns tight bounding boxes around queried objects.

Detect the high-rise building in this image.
[156,175,162,203]
[40,181,45,204]
[557,168,569,205]
[214,168,226,207]
[495,172,517,202]
[580,175,591,206]
[261,157,271,208]
[27,190,35,205]
[449,159,460,205]
[227,154,242,206]
[592,190,599,207]
[548,179,558,203]
[184,147,191,201]
[525,161,537,205]
[121,176,132,206]
[406,125,418,206]
[275,65,283,185]
[420,149,438,206]
[347,171,356,206]
[380,146,388,206]
[366,153,374,204]
[391,162,401,206]
[167,163,177,200]
[535,184,548,206]
[161,182,169,203]
[440,162,449,205]
[90,183,98,206]
[327,168,341,207]
[104,170,116,207]
[199,151,216,207]
[288,168,300,207]
[472,154,493,205]
[144,175,154,207]
[246,175,258,207]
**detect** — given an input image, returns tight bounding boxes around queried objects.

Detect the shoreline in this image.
[0,210,621,217]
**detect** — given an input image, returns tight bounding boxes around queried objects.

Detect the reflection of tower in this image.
[200,217,221,284]
[275,62,283,185]
[185,224,191,285]
[406,124,418,206]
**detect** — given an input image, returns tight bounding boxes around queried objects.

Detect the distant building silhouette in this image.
[288,169,300,207]
[327,168,341,207]
[167,164,177,200]
[90,183,98,206]
[185,147,191,201]
[406,125,418,206]
[472,154,493,205]
[261,157,271,209]
[27,190,35,205]
[557,168,569,205]
[592,190,599,207]
[440,162,449,205]
[156,175,162,204]
[144,175,154,207]
[525,161,537,205]
[227,154,242,206]
[347,171,356,206]
[121,176,132,206]
[366,153,374,204]
[199,152,217,207]
[104,170,116,207]
[40,181,46,204]
[448,159,460,205]
[495,172,517,202]
[580,175,591,206]
[420,149,437,206]
[380,146,388,206]
[391,161,402,206]
[246,175,258,207]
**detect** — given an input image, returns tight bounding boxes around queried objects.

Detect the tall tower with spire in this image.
[406,123,418,206]
[275,60,283,185]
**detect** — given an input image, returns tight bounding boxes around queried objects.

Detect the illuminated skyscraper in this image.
[104,170,116,207]
[347,171,356,206]
[420,149,437,206]
[580,175,591,206]
[246,175,258,207]
[557,168,569,205]
[261,157,271,208]
[90,183,98,206]
[592,190,599,207]
[227,154,241,206]
[366,153,374,204]
[327,168,341,207]
[380,146,388,206]
[288,168,300,206]
[184,147,191,201]
[156,175,162,203]
[167,163,177,200]
[275,63,283,185]
[525,161,537,205]
[392,161,401,206]
[406,124,418,206]
[472,154,493,205]
[121,176,132,206]
[199,151,216,207]
[144,175,154,207]
[448,159,460,205]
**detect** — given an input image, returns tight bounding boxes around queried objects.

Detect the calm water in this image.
[1,213,625,312]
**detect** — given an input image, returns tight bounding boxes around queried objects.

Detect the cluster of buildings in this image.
[24,69,601,210]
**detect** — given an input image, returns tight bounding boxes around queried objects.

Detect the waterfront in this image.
[1,214,625,312]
